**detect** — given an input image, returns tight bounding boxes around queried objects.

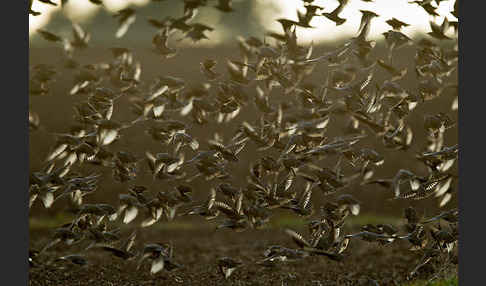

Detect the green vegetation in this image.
[30,213,403,231]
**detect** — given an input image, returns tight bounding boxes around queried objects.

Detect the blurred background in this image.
[29,0,458,220]
[29,0,456,43]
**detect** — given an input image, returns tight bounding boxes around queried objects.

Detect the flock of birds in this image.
[29,0,459,283]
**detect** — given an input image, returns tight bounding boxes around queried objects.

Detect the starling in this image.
[218,257,243,279]
[428,18,453,40]
[386,18,410,31]
[215,0,233,13]
[321,0,349,26]
[113,8,136,38]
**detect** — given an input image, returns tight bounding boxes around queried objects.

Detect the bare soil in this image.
[29,225,457,286]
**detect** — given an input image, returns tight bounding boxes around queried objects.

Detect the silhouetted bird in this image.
[321,0,349,26]
[215,0,234,13]
[386,18,410,31]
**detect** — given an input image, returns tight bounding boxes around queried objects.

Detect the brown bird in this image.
[322,0,349,26]
[428,18,452,40]
[88,0,103,5]
[409,1,440,17]
[215,0,233,13]
[183,23,214,42]
[38,0,57,6]
[200,59,221,80]
[68,23,90,52]
[386,18,410,31]
[357,10,379,40]
[37,29,63,42]
[376,59,408,81]
[218,257,243,279]
[137,242,182,274]
[152,27,177,59]
[113,8,136,38]
[297,4,323,28]
[53,254,88,266]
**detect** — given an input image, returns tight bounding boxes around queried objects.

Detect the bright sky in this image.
[29,0,457,44]
[256,0,457,43]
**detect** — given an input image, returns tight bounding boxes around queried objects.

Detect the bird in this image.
[53,254,88,266]
[281,182,314,217]
[70,23,90,50]
[152,27,178,59]
[218,257,243,279]
[89,230,137,259]
[88,0,104,5]
[356,10,380,40]
[321,0,349,26]
[376,59,408,81]
[182,23,214,42]
[428,18,453,40]
[37,29,63,43]
[336,194,361,216]
[137,242,181,274]
[409,1,440,17]
[38,0,57,6]
[382,30,413,57]
[113,8,136,38]
[258,245,310,266]
[284,228,312,248]
[297,4,323,28]
[386,18,410,31]
[200,59,221,80]
[215,0,233,13]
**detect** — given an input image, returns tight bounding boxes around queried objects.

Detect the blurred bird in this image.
[297,4,323,28]
[321,0,349,26]
[37,29,63,43]
[428,18,453,40]
[53,254,88,266]
[88,0,104,5]
[215,0,234,13]
[38,0,57,6]
[218,257,243,279]
[386,18,410,31]
[113,8,136,38]
[357,10,379,40]
[409,1,440,17]
[182,23,214,42]
[200,59,221,80]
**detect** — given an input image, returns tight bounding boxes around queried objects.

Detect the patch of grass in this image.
[29,212,404,231]
[149,220,199,230]
[29,213,75,230]
[29,215,198,231]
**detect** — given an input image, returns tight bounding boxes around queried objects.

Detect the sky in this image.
[29,0,457,44]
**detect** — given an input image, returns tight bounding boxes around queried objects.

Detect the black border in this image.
[7,0,29,284]
[458,0,478,285]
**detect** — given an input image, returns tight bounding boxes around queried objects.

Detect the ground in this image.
[29,217,457,286]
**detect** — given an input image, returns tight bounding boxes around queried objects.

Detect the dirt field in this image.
[29,221,458,286]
